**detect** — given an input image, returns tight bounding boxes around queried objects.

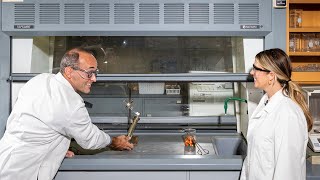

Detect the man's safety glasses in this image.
[252,64,270,73]
[72,67,99,79]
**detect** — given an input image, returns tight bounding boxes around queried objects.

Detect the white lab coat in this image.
[0,73,111,180]
[240,90,308,180]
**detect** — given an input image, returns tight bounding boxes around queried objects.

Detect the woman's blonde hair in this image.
[256,48,313,131]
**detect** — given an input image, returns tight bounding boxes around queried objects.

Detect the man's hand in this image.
[109,135,134,151]
[65,150,75,158]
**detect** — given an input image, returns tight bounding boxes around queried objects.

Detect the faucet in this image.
[127,112,141,138]
[123,99,141,138]
[224,97,247,115]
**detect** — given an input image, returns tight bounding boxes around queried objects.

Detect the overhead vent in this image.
[114,4,135,24]
[213,4,234,24]
[39,4,60,24]
[14,3,35,24]
[189,3,209,24]
[89,4,110,24]
[3,0,271,34]
[164,3,184,24]
[64,4,85,24]
[239,3,259,24]
[139,4,160,24]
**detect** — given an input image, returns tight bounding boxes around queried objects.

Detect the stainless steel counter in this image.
[307,147,320,180]
[60,133,246,171]
[307,161,320,180]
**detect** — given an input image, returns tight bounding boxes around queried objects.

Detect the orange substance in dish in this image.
[184,135,195,147]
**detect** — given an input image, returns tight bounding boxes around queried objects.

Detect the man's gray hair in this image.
[59,47,93,74]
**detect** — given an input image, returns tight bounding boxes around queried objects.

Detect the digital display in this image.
[273,0,287,8]
[276,0,286,6]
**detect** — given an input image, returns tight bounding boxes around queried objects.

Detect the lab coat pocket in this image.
[251,110,266,120]
[38,163,60,180]
[258,139,273,169]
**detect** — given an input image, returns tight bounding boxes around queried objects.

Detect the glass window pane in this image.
[12,36,262,74]
[11,36,263,126]
[82,82,236,118]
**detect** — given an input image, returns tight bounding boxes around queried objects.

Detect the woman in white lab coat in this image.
[0,48,133,180]
[240,48,313,180]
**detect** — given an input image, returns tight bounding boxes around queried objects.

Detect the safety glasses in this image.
[252,64,270,73]
[72,67,99,79]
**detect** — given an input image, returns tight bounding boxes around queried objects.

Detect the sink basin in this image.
[211,135,247,156]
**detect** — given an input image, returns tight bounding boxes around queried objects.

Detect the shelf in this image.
[10,73,253,82]
[290,0,320,4]
[289,27,320,32]
[292,72,320,84]
[289,52,320,56]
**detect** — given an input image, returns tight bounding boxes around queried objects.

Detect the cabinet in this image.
[55,171,187,180]
[287,0,320,84]
[54,171,240,180]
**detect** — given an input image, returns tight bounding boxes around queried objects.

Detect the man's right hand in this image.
[109,135,134,151]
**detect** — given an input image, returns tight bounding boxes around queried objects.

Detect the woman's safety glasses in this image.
[252,64,270,73]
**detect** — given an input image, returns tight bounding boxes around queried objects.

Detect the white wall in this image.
[239,38,264,136]
[12,37,53,73]
[11,37,53,108]
[12,38,33,73]
[243,38,264,73]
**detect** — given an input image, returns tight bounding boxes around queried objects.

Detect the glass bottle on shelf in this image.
[289,33,301,52]
[302,33,316,52]
[315,33,320,52]
[289,9,302,28]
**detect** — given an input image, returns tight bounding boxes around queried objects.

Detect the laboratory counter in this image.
[307,161,320,180]
[55,134,320,180]
[307,147,320,180]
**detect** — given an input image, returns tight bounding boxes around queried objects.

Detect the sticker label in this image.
[3,0,24,2]
[240,25,262,29]
[14,25,34,29]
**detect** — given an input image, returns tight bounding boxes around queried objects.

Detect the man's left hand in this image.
[65,150,75,158]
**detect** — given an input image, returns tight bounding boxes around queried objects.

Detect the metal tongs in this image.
[193,139,209,155]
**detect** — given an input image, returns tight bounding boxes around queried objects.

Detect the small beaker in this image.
[289,33,301,52]
[183,128,196,155]
[289,9,302,28]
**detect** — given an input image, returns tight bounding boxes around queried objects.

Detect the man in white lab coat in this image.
[0,48,134,180]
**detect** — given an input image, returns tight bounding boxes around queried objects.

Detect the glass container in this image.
[289,33,301,52]
[302,33,316,52]
[315,33,320,51]
[289,9,302,28]
[183,128,196,155]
